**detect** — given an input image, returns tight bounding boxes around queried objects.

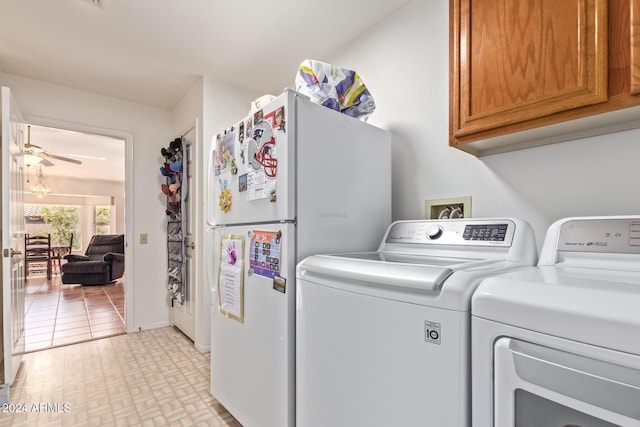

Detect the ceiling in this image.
[26,125,124,182]
[1,0,412,184]
[0,0,412,109]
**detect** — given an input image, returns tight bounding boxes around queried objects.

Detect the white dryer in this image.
[472,216,640,427]
[296,218,538,427]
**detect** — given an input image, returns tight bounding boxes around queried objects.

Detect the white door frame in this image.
[1,86,26,404]
[22,114,135,332]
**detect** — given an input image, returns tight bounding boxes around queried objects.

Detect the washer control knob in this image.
[426,225,443,240]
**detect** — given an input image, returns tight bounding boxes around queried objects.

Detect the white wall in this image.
[329,0,640,248]
[171,77,260,351]
[24,175,125,252]
[202,78,261,160]
[1,73,173,331]
[1,72,263,341]
[6,0,638,336]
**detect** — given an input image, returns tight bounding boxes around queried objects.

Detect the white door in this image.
[1,86,26,404]
[211,223,296,427]
[171,125,196,340]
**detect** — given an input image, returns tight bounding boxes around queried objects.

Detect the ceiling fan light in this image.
[30,165,51,199]
[24,153,43,166]
[30,181,51,199]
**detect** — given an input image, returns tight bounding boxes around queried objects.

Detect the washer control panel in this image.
[385,219,515,247]
[557,218,640,254]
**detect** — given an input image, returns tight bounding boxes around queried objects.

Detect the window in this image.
[95,206,111,235]
[25,204,81,250]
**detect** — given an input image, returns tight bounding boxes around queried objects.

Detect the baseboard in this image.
[194,341,211,353]
[127,320,171,333]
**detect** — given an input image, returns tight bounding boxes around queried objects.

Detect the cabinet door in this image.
[632,0,640,94]
[450,0,608,140]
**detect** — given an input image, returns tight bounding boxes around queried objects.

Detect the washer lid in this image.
[297,252,494,292]
[472,266,640,355]
[337,251,479,266]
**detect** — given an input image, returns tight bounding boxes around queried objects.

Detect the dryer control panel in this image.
[385,219,516,247]
[557,218,640,254]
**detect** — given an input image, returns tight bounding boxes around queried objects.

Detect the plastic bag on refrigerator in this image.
[295,59,376,121]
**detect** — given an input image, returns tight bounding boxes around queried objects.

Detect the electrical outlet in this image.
[139,233,148,244]
[425,196,472,219]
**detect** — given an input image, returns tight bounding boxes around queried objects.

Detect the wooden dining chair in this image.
[25,233,52,280]
[52,233,73,275]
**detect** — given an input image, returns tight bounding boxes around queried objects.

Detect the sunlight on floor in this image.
[24,274,125,352]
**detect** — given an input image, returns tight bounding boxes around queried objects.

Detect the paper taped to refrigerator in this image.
[249,230,282,280]
[215,128,237,173]
[217,235,245,323]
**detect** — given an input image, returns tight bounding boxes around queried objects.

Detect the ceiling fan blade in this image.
[25,144,44,154]
[42,153,82,165]
[40,158,55,167]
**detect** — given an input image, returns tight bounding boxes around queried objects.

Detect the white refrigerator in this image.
[206,89,391,427]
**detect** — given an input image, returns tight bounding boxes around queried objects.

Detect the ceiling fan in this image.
[24,125,82,167]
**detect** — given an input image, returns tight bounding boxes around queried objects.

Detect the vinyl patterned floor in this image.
[24,274,125,352]
[7,327,241,426]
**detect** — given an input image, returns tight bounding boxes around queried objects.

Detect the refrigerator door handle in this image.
[206,146,216,227]
[205,226,216,305]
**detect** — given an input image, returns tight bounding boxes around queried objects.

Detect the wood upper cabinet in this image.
[450,0,640,156]
[633,0,640,94]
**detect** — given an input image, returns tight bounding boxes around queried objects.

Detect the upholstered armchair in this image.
[61,234,125,285]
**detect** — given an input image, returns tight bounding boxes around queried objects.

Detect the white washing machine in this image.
[295,218,538,427]
[472,216,640,427]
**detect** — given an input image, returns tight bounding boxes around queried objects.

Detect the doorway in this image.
[22,122,132,351]
[170,125,196,339]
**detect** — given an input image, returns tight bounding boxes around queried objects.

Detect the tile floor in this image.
[24,274,125,352]
[7,327,241,426]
